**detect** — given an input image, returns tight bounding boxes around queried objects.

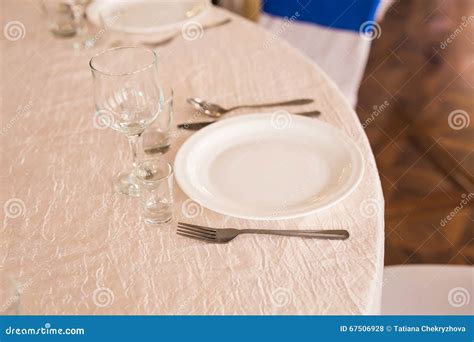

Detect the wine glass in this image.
[41,0,95,49]
[90,47,163,197]
[68,0,95,49]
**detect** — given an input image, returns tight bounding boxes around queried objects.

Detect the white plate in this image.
[174,113,364,220]
[86,0,210,34]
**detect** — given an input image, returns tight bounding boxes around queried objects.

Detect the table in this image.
[1,1,384,314]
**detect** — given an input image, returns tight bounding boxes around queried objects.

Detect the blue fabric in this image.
[262,0,381,32]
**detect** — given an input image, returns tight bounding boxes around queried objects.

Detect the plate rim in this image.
[86,0,211,34]
[174,113,365,220]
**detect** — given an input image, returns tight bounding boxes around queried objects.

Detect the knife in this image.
[178,110,321,130]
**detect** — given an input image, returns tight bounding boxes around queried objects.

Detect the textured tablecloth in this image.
[1,2,384,314]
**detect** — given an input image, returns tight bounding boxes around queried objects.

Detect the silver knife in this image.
[178,110,321,130]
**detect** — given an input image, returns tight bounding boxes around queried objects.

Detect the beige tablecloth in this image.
[1,2,384,314]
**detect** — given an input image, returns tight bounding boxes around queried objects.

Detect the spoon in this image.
[187,97,314,118]
[178,110,321,130]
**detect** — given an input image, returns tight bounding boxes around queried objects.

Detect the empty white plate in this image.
[86,0,210,34]
[174,113,364,220]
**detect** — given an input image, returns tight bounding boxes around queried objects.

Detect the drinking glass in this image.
[143,87,173,155]
[41,0,96,49]
[41,0,77,37]
[90,47,163,197]
[69,0,96,49]
[135,159,174,224]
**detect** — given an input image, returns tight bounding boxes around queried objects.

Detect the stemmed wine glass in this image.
[41,0,95,49]
[90,47,163,196]
[68,0,95,49]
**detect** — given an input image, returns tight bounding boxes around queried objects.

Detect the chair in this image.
[382,264,473,315]
[258,0,393,107]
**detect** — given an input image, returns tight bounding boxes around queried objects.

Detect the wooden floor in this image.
[357,0,473,265]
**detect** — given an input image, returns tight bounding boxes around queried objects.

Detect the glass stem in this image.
[71,4,86,36]
[128,134,142,170]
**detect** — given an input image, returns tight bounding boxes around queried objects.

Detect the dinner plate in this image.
[86,0,210,34]
[174,113,364,220]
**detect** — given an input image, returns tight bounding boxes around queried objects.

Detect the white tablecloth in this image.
[1,2,384,314]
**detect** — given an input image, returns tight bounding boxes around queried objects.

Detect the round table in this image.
[1,2,384,314]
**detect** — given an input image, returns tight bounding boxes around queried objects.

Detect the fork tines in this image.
[177,222,217,242]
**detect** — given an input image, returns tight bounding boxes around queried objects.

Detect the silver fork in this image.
[177,222,349,243]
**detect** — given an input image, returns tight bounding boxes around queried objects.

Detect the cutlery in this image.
[177,110,321,130]
[187,97,314,118]
[141,18,232,47]
[177,222,349,243]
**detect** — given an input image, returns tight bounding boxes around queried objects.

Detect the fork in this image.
[177,222,349,243]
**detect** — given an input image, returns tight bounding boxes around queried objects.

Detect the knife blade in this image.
[178,110,321,131]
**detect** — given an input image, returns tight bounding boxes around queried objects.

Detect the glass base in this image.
[73,36,96,50]
[113,172,139,197]
[144,215,173,225]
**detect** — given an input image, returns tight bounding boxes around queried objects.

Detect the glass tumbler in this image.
[143,88,173,155]
[41,0,77,37]
[135,159,174,224]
